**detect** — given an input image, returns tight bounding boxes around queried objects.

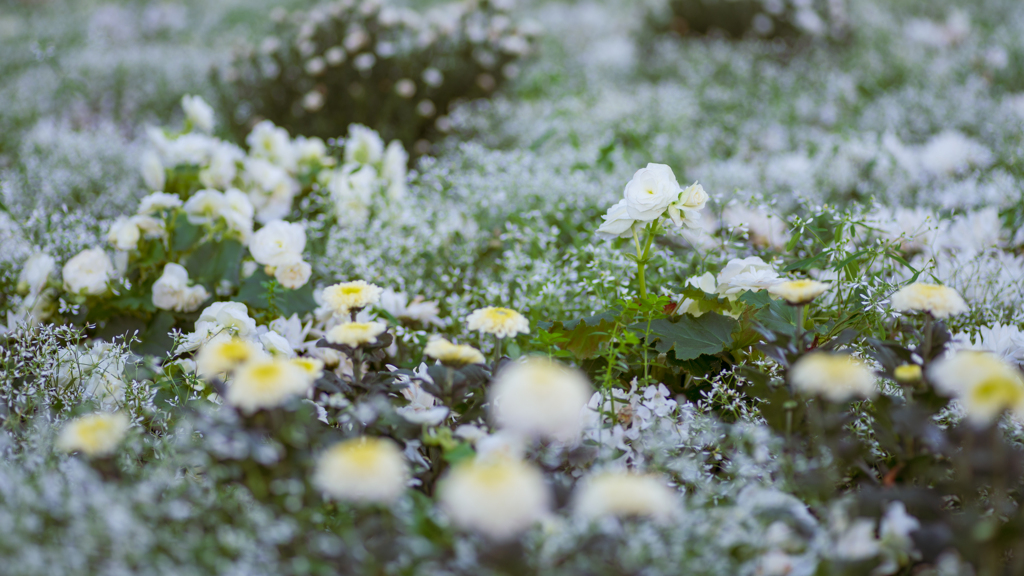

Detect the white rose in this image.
[181,94,216,133]
[623,163,681,222]
[107,217,141,251]
[141,149,166,192]
[197,301,257,338]
[132,215,166,239]
[199,143,242,189]
[152,263,209,312]
[246,120,296,172]
[18,252,56,294]
[222,188,255,240]
[595,198,638,239]
[274,260,312,289]
[62,248,114,295]
[344,124,385,165]
[666,182,709,229]
[183,189,228,226]
[137,191,182,215]
[250,220,306,266]
[716,256,782,298]
[329,164,376,227]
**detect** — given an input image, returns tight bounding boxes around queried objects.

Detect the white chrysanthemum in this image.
[181,94,215,133]
[57,412,130,457]
[489,357,592,441]
[291,357,325,383]
[249,220,306,267]
[573,471,679,523]
[183,189,229,226]
[930,351,1024,425]
[790,352,877,402]
[323,280,383,315]
[466,306,530,339]
[227,357,311,413]
[438,455,550,540]
[196,336,265,379]
[326,321,387,347]
[313,437,409,503]
[137,191,182,215]
[344,124,385,165]
[152,263,209,312]
[769,279,831,305]
[62,248,114,295]
[424,337,485,366]
[623,163,681,222]
[952,323,1024,367]
[891,282,968,319]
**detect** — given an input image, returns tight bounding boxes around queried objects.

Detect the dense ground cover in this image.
[2,0,1024,574]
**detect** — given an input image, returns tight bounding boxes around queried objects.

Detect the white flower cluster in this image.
[322,124,408,228]
[596,163,709,239]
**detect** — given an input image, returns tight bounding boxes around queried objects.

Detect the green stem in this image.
[794,304,805,352]
[492,336,503,374]
[632,227,647,299]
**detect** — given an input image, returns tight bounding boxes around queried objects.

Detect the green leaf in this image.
[170,213,201,253]
[185,239,243,287]
[644,312,738,361]
[237,269,317,317]
[543,309,620,360]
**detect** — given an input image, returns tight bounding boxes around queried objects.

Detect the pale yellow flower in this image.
[196,336,264,379]
[325,321,387,347]
[489,357,592,441]
[465,306,529,339]
[424,337,485,366]
[930,351,1024,425]
[313,437,409,503]
[322,280,383,315]
[573,471,679,523]
[57,412,130,457]
[438,455,550,540]
[768,279,830,305]
[227,358,311,413]
[890,282,968,319]
[893,363,922,383]
[291,357,325,382]
[790,352,877,402]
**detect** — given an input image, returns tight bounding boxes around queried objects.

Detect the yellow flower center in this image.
[218,341,253,363]
[971,376,1024,409]
[894,364,922,383]
[485,308,513,320]
[340,286,364,296]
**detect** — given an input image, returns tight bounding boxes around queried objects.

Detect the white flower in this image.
[622,163,681,222]
[196,335,266,379]
[323,280,383,316]
[466,306,530,339]
[62,248,114,295]
[952,324,1024,367]
[424,337,485,366]
[106,217,142,251]
[181,94,215,133]
[18,252,55,295]
[57,412,130,457]
[246,120,296,171]
[382,140,408,200]
[716,256,782,298]
[769,279,831,305]
[834,518,880,560]
[930,351,1024,425]
[274,260,312,290]
[595,199,638,240]
[665,181,709,229]
[137,191,182,215]
[196,301,258,339]
[489,357,592,442]
[397,381,450,425]
[790,352,877,402]
[344,124,385,166]
[891,282,968,319]
[722,204,791,250]
[293,136,331,164]
[313,437,409,504]
[325,321,387,347]
[249,220,306,267]
[438,455,550,540]
[259,330,294,357]
[140,149,165,191]
[227,357,313,413]
[152,263,209,312]
[199,143,243,189]
[573,471,679,522]
[379,289,443,326]
[183,189,229,226]
[879,501,920,553]
[329,164,377,227]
